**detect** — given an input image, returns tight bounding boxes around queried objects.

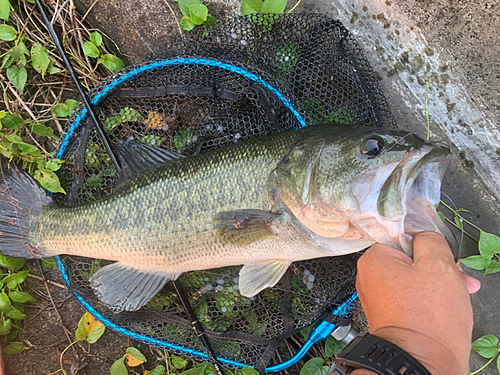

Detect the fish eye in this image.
[362,137,385,157]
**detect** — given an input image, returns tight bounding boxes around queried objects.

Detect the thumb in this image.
[412,231,456,266]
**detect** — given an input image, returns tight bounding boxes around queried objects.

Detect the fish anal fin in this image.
[214,209,280,246]
[239,259,291,297]
[89,262,179,313]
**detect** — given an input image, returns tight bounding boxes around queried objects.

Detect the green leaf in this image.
[110,356,127,375]
[30,44,50,77]
[0,24,17,41]
[18,142,39,154]
[300,357,328,375]
[180,16,196,31]
[52,99,78,117]
[7,65,27,94]
[83,41,100,58]
[0,315,12,335]
[171,355,188,370]
[31,124,54,137]
[33,168,66,194]
[4,341,26,355]
[0,0,10,21]
[75,314,88,341]
[325,335,345,357]
[41,257,58,269]
[87,319,105,343]
[182,364,211,375]
[6,306,27,320]
[437,211,445,222]
[460,255,492,270]
[261,0,287,13]
[189,4,208,24]
[484,261,500,275]
[47,59,63,74]
[177,0,200,17]
[149,365,166,375]
[18,41,29,56]
[44,159,64,172]
[1,132,22,144]
[90,31,102,47]
[0,254,25,271]
[126,346,147,366]
[472,334,499,358]
[204,15,217,24]
[300,322,315,340]
[9,291,35,303]
[2,54,13,69]
[241,367,259,375]
[241,0,262,15]
[1,113,22,130]
[99,54,125,72]
[453,216,463,231]
[0,291,11,312]
[479,231,500,258]
[2,270,29,289]
[497,354,500,373]
[8,46,27,66]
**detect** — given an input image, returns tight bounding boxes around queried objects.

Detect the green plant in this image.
[173,128,193,150]
[0,254,33,356]
[469,334,500,374]
[1,22,63,95]
[75,312,106,343]
[241,0,287,15]
[437,201,500,275]
[172,0,216,31]
[82,31,125,72]
[0,111,66,194]
[110,346,148,375]
[303,99,354,125]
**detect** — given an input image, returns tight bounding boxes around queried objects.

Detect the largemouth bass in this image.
[0,124,454,312]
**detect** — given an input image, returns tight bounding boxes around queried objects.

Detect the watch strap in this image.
[333,332,432,375]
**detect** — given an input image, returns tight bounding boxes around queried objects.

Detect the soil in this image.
[5,263,163,375]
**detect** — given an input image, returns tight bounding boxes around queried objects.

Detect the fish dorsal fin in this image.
[214,209,280,246]
[239,259,291,297]
[89,262,179,312]
[114,139,185,188]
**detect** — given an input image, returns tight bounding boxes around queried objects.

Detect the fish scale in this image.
[36,128,306,267]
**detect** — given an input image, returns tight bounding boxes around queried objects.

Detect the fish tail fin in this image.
[0,158,53,259]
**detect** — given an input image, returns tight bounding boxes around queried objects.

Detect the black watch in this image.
[332,332,432,375]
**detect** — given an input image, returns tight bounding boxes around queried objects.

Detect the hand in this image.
[353,231,477,375]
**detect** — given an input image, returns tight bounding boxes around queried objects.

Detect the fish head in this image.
[274,124,454,257]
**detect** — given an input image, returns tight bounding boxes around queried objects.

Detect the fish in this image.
[0,123,454,312]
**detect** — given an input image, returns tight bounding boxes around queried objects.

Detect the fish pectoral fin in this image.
[214,209,281,246]
[89,262,179,313]
[239,259,291,297]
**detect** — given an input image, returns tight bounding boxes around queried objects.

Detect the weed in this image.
[172,0,216,31]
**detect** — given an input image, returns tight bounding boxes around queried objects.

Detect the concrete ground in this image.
[57,0,500,373]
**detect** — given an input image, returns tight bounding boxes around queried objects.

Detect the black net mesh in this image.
[54,13,394,371]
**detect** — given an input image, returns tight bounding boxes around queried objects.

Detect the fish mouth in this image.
[377,143,457,256]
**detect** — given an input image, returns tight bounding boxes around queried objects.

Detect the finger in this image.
[359,243,414,270]
[412,231,455,265]
[460,272,481,294]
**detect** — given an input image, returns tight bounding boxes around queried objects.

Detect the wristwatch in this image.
[332,332,432,375]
